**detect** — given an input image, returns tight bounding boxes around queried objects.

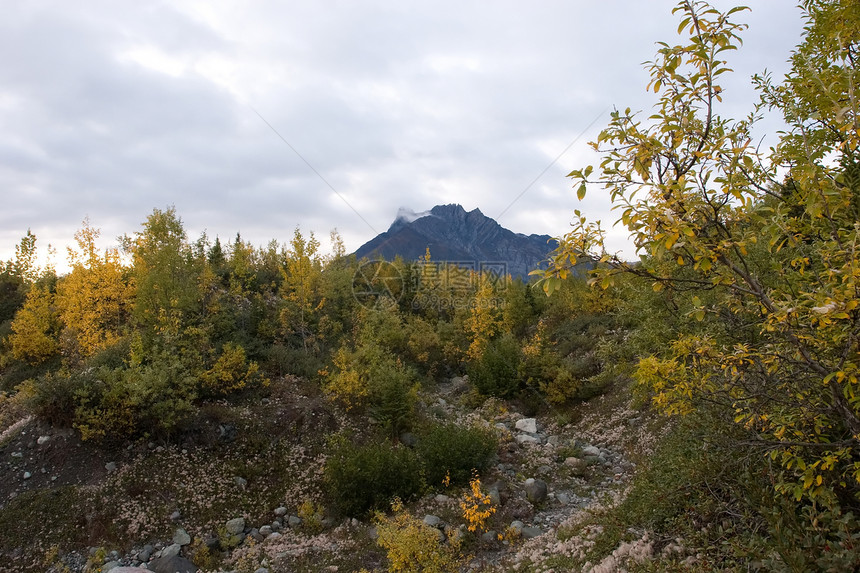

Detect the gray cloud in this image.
[0,1,804,269]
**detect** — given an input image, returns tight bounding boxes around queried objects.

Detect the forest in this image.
[0,0,858,571]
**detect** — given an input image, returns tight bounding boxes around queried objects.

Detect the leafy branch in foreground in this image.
[535,0,860,506]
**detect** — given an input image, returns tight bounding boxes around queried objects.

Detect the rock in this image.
[434,494,451,504]
[423,515,443,528]
[259,525,273,536]
[173,527,191,546]
[582,445,600,457]
[522,526,543,538]
[137,544,154,562]
[515,434,540,445]
[565,457,588,475]
[288,515,303,528]
[149,555,197,573]
[487,485,501,507]
[37,435,50,445]
[515,418,538,434]
[160,544,182,559]
[510,520,524,533]
[105,462,117,472]
[399,432,417,447]
[233,476,247,489]
[494,422,509,433]
[537,464,552,475]
[102,561,121,571]
[218,423,237,443]
[270,521,281,532]
[250,528,264,542]
[170,510,182,521]
[274,506,288,516]
[23,471,31,479]
[525,478,548,505]
[546,435,559,445]
[268,531,282,540]
[557,492,571,505]
[482,530,498,543]
[226,517,245,535]
[254,568,269,573]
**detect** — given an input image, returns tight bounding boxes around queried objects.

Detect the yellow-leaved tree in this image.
[535,0,860,508]
[56,219,134,357]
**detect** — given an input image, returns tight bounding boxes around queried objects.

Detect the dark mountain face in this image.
[353,204,557,279]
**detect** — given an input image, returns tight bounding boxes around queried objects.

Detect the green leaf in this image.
[577,183,587,201]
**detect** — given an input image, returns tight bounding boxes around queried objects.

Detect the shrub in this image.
[416,421,497,489]
[325,436,424,517]
[467,333,521,398]
[375,498,462,573]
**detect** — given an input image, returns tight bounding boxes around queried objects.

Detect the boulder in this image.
[149,555,197,573]
[173,528,191,546]
[525,478,548,505]
[515,418,538,434]
[225,517,245,535]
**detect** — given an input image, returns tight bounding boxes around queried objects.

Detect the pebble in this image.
[515,418,538,433]
[37,435,50,445]
[274,506,288,516]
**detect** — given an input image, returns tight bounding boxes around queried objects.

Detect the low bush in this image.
[467,333,521,398]
[324,436,425,517]
[416,421,497,489]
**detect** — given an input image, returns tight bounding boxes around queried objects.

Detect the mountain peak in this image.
[355,205,556,278]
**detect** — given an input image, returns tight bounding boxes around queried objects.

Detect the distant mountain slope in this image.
[354,204,557,279]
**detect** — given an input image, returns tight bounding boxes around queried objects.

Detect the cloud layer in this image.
[0,1,803,269]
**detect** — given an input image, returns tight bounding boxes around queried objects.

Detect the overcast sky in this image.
[0,1,804,270]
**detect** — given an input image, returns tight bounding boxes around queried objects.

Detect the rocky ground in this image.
[0,375,664,573]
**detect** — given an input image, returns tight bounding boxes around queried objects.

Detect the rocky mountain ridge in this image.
[354,204,557,279]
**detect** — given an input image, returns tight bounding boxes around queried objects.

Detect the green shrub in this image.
[416,421,498,489]
[324,436,424,517]
[467,333,521,398]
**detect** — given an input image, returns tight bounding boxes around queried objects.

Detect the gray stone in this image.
[487,485,501,507]
[565,456,588,475]
[37,435,50,445]
[557,492,571,505]
[288,515,302,528]
[173,527,191,546]
[546,435,560,446]
[274,506,288,516]
[525,478,548,504]
[105,461,117,472]
[160,543,181,559]
[170,510,182,521]
[254,569,269,573]
[522,526,543,539]
[482,530,498,543]
[268,531,282,540]
[149,555,197,573]
[102,561,121,571]
[515,418,538,434]
[582,445,600,457]
[259,525,272,536]
[399,432,417,447]
[270,521,281,532]
[423,515,443,528]
[137,544,154,562]
[510,520,524,533]
[233,476,247,488]
[23,471,31,479]
[515,433,540,445]
[434,494,451,504]
[226,517,245,535]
